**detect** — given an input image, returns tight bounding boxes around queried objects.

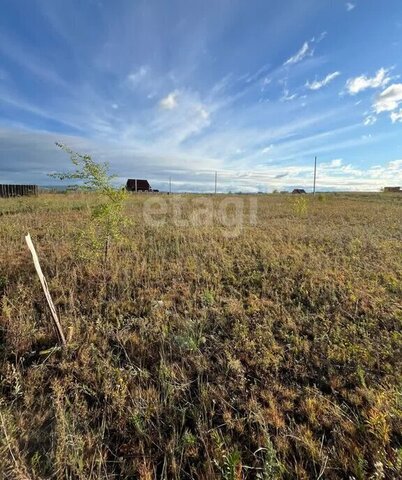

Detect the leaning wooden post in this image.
[25,233,66,346]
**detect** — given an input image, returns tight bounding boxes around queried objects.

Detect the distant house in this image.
[292,188,306,194]
[126,179,151,192]
[383,186,401,193]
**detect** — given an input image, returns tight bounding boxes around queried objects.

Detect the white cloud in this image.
[127,66,148,85]
[374,84,402,112]
[284,41,313,66]
[152,90,211,145]
[196,105,210,121]
[389,159,402,169]
[346,3,355,11]
[160,91,179,110]
[260,76,272,92]
[279,79,298,101]
[390,110,402,123]
[330,158,343,167]
[284,32,327,67]
[363,115,377,126]
[319,158,343,168]
[306,71,341,90]
[281,89,298,102]
[261,145,274,154]
[346,68,391,95]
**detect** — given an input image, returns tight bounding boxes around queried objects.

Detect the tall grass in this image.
[0,192,401,479]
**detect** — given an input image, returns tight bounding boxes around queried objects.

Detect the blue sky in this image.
[1,0,402,192]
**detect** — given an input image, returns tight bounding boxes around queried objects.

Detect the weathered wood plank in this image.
[25,233,66,346]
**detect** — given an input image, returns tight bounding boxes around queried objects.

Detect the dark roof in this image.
[126,179,151,191]
[292,188,306,194]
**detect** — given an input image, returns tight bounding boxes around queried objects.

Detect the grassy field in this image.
[0,192,401,479]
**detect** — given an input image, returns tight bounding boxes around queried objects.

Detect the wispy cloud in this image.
[284,41,312,66]
[280,89,298,102]
[373,83,402,112]
[346,3,355,12]
[330,158,342,167]
[320,158,343,168]
[390,110,402,123]
[160,91,179,110]
[261,145,274,154]
[345,68,391,95]
[0,32,68,88]
[363,115,377,126]
[284,32,327,67]
[127,66,148,86]
[306,71,341,90]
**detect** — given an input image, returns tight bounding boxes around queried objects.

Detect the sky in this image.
[1,0,402,192]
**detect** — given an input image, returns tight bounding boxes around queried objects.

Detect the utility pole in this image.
[313,156,317,195]
[169,176,172,194]
[214,171,217,194]
[135,179,138,193]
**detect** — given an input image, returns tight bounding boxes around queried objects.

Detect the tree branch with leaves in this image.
[49,142,128,263]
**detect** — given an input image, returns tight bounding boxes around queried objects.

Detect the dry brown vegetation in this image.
[0,192,401,479]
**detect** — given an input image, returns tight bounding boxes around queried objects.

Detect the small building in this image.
[0,184,38,198]
[383,186,401,193]
[126,179,151,192]
[292,188,306,194]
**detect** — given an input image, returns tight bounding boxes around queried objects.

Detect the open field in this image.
[0,192,401,479]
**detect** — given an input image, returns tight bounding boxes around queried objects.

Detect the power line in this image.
[313,156,317,195]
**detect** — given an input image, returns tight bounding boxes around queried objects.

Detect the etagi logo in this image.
[143,195,258,237]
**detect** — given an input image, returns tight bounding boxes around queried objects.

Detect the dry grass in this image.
[0,192,401,479]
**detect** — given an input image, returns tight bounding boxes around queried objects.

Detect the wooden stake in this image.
[25,233,66,346]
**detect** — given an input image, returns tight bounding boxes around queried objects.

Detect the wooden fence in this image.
[0,184,39,198]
